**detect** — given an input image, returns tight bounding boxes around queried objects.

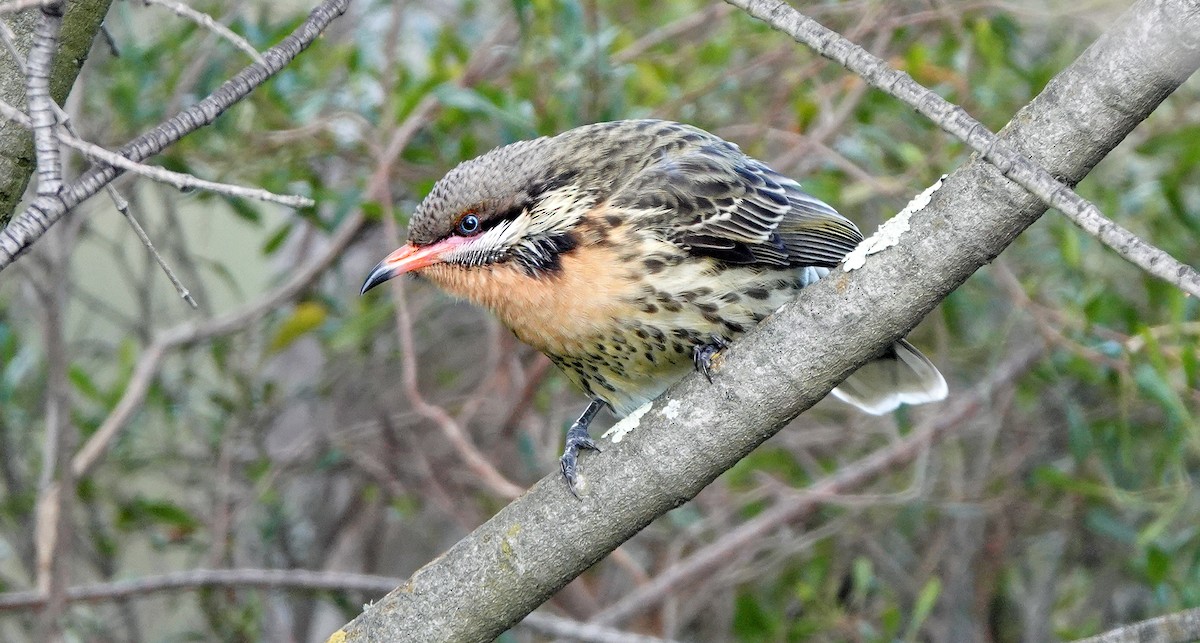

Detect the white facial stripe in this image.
[439,184,595,268]
[440,219,517,266]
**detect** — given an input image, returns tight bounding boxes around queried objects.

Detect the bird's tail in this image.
[831,339,947,415]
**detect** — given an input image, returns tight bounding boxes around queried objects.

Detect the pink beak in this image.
[360,237,466,295]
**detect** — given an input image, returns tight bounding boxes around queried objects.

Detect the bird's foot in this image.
[692,335,730,383]
[560,421,601,499]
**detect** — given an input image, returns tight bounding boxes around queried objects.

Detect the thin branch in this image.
[725,0,1200,299]
[590,341,1045,627]
[0,569,680,643]
[519,613,682,643]
[138,0,265,65]
[104,185,198,308]
[25,1,63,195]
[67,4,500,497]
[386,276,525,500]
[32,221,74,639]
[612,4,735,64]
[0,568,401,609]
[56,130,315,207]
[0,83,315,209]
[1073,607,1200,643]
[0,39,270,309]
[0,0,351,270]
[0,16,20,61]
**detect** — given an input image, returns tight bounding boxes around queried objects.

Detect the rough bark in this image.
[0,0,112,227]
[332,0,1200,640]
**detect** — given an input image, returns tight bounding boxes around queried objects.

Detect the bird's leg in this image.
[692,335,730,383]
[560,398,605,498]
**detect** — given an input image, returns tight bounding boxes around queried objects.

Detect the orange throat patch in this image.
[419,243,639,356]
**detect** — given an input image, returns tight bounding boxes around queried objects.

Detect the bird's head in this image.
[359,120,691,296]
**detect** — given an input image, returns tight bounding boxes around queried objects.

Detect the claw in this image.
[560,430,601,499]
[559,399,606,498]
[692,335,730,383]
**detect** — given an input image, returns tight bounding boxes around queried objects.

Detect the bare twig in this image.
[0,97,316,208]
[0,39,204,309]
[385,277,525,500]
[0,569,679,643]
[57,131,315,207]
[25,2,63,195]
[725,0,1200,299]
[0,17,20,60]
[105,186,199,308]
[33,223,74,640]
[612,4,735,64]
[0,568,401,609]
[519,612,681,643]
[138,0,265,65]
[0,77,206,309]
[0,0,351,270]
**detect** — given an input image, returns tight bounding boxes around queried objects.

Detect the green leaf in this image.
[67,365,102,402]
[227,197,263,224]
[1144,545,1171,584]
[269,301,328,353]
[360,200,384,222]
[732,591,778,639]
[119,497,201,532]
[903,578,941,642]
[261,223,293,255]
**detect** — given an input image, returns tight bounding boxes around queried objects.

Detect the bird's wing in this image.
[612,147,863,268]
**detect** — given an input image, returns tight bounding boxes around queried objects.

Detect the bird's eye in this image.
[455,213,481,236]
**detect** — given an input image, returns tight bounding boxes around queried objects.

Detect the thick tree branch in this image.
[1074,606,1200,643]
[0,0,350,269]
[0,0,110,225]
[726,0,1200,299]
[589,340,1045,627]
[331,0,1200,640]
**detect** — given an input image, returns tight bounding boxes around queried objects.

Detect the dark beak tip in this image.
[359,261,395,296]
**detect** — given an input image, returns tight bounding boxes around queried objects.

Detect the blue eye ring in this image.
[455,213,481,236]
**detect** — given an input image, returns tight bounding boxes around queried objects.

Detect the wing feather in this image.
[612,145,863,268]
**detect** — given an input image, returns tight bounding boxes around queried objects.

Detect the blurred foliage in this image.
[0,0,1198,641]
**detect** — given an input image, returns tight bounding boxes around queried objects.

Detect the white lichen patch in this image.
[601,402,652,443]
[843,175,946,271]
[661,399,683,421]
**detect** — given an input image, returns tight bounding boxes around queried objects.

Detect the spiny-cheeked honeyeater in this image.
[361,119,947,495]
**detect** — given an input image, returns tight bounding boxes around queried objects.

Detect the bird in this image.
[361,119,947,496]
